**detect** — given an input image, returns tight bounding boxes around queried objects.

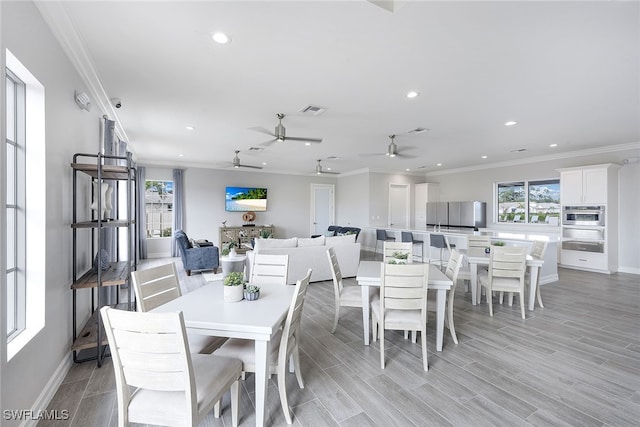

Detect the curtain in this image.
[137,166,147,259]
[172,168,184,257]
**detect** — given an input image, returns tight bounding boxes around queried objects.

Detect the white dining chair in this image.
[327,247,377,334]
[457,234,491,292]
[100,306,242,427]
[250,253,289,285]
[499,240,548,308]
[383,241,413,264]
[479,245,528,319]
[428,249,463,344]
[214,269,313,424]
[371,263,429,371]
[131,262,226,354]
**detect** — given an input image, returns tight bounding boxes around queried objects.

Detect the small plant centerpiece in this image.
[487,240,505,253]
[389,251,409,264]
[223,271,245,302]
[221,241,238,257]
[244,284,261,301]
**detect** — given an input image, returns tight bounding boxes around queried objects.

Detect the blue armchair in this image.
[174,230,219,276]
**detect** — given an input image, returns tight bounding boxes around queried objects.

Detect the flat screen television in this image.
[225,186,268,212]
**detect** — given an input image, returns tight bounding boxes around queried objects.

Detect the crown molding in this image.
[426,142,640,177]
[35,1,131,151]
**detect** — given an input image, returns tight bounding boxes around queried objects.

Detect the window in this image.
[145,180,173,238]
[5,49,46,358]
[5,69,26,340]
[497,179,560,224]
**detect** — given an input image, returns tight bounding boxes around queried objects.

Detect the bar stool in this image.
[401,232,424,262]
[429,234,454,270]
[376,229,395,254]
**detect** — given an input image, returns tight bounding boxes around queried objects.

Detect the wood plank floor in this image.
[39,251,640,426]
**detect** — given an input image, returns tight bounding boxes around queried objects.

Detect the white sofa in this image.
[245,235,361,285]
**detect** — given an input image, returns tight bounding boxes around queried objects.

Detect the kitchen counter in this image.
[362,226,559,285]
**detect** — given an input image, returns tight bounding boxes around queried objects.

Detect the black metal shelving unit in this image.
[70,152,137,366]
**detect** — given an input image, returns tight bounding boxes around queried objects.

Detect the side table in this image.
[220,255,247,279]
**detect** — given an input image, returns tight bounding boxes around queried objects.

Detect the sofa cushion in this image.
[254,237,298,251]
[298,236,325,247]
[326,234,356,247]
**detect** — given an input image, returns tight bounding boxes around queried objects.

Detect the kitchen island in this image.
[362,226,559,285]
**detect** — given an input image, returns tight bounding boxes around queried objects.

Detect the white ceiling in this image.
[43,1,639,176]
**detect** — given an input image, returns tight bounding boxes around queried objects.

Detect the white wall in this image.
[427,147,640,273]
[1,1,103,424]
[335,172,369,228]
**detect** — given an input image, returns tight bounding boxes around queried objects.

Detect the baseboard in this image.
[147,252,171,258]
[539,274,559,285]
[617,266,640,275]
[21,354,73,427]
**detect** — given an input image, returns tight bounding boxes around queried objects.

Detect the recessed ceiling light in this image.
[262,162,267,165]
[212,32,231,44]
[405,168,411,171]
[185,126,195,130]
[406,91,419,98]
[305,142,311,146]
[327,167,332,171]
[178,154,184,157]
[482,155,488,159]
[549,143,558,147]
[504,121,518,126]
[437,163,442,167]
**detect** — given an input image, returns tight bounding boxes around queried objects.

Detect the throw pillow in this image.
[254,237,298,251]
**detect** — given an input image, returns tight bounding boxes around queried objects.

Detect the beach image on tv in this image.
[225,187,267,212]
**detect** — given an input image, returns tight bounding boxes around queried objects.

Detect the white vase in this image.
[224,285,244,302]
[230,248,237,257]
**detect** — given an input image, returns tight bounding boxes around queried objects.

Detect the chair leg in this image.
[292,346,304,388]
[519,290,526,319]
[447,297,458,345]
[536,282,544,308]
[277,366,293,424]
[186,269,191,276]
[420,326,428,371]
[214,400,221,418]
[331,300,340,333]
[372,313,378,342]
[380,326,385,369]
[231,380,239,427]
[488,288,493,317]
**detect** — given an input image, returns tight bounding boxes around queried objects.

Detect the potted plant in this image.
[259,229,272,239]
[391,251,409,264]
[223,271,244,302]
[221,241,238,257]
[244,284,261,301]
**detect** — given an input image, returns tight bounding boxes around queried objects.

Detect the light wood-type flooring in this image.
[40,251,640,426]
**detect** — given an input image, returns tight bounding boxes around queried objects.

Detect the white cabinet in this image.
[558,163,620,273]
[560,166,607,205]
[414,183,439,228]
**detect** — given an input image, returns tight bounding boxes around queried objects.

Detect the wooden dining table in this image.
[356,261,453,351]
[152,280,295,427]
[464,247,544,311]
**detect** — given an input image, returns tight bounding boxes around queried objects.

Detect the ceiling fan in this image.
[362,134,417,159]
[250,113,323,146]
[315,159,339,175]
[230,150,262,169]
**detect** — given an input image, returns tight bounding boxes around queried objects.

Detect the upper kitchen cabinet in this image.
[558,164,619,205]
[414,183,439,229]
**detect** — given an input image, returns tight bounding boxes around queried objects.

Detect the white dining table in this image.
[464,247,544,311]
[356,261,452,351]
[152,280,295,427]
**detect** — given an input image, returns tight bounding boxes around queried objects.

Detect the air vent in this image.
[248,147,264,151]
[510,148,527,153]
[326,156,340,160]
[300,105,327,115]
[407,127,430,135]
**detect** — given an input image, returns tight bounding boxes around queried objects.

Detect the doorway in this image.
[388,183,410,229]
[311,184,335,236]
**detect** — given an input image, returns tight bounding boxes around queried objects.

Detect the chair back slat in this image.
[131,263,182,312]
[251,254,289,286]
[489,246,527,280]
[380,263,428,316]
[530,240,548,259]
[468,235,491,249]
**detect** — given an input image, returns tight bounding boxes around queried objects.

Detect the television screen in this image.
[225,187,268,212]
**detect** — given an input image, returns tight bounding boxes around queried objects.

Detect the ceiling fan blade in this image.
[361,152,386,157]
[396,153,418,159]
[285,136,323,143]
[249,126,275,137]
[320,170,340,175]
[239,164,263,170]
[259,138,278,147]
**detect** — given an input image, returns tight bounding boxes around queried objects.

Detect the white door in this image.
[311,184,335,236]
[389,183,410,228]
